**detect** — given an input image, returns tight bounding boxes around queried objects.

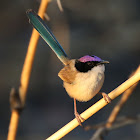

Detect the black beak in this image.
[99,60,109,64]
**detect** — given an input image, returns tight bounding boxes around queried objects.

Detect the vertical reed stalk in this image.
[7,1,50,140]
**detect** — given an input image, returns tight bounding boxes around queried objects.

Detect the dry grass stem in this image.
[88,66,140,140]
[7,111,20,140]
[106,66,140,128]
[19,0,50,106]
[44,13,50,21]
[57,0,63,12]
[7,1,50,140]
[46,65,140,140]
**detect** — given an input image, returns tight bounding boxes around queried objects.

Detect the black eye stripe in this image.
[75,60,100,72]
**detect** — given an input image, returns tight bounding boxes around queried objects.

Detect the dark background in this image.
[1,0,140,140]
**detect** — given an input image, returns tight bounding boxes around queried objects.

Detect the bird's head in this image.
[75,55,109,72]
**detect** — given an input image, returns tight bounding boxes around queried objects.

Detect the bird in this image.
[26,9,111,126]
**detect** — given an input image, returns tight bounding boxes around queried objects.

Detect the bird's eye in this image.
[87,62,93,66]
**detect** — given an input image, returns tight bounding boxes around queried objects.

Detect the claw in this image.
[102,92,111,103]
[74,111,85,126]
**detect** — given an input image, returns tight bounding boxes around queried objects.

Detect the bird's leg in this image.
[74,98,85,126]
[99,92,111,103]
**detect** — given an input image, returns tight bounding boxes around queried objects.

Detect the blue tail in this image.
[26,9,68,65]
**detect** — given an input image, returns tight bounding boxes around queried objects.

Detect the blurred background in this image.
[0,0,140,140]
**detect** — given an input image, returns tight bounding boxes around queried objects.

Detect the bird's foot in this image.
[74,111,85,126]
[102,92,111,103]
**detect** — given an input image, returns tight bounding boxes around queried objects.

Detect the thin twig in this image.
[57,0,63,12]
[46,65,140,140]
[85,115,140,131]
[7,1,50,140]
[44,13,50,21]
[90,115,140,140]
[107,115,140,130]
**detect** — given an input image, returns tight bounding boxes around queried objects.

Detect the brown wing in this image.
[58,60,77,84]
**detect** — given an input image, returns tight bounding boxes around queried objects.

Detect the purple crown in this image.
[79,55,102,63]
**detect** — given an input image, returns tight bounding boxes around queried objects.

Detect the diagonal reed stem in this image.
[7,1,50,140]
[106,66,140,128]
[46,66,140,140]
